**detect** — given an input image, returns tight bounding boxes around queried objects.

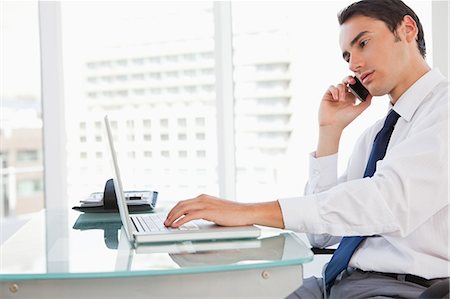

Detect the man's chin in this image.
[368,87,389,97]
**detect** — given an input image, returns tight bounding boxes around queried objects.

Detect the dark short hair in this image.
[338,0,426,57]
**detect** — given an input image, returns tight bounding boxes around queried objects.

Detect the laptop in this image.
[104,115,261,244]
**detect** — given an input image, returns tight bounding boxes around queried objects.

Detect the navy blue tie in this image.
[324,109,401,288]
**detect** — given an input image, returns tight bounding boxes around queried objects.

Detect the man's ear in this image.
[402,15,418,43]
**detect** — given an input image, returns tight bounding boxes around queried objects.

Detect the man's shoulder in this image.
[422,79,448,113]
[411,81,449,130]
[431,79,449,102]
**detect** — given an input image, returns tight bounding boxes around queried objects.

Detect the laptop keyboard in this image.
[131,214,199,232]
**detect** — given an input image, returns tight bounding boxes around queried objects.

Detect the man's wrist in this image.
[316,126,343,157]
[245,201,285,229]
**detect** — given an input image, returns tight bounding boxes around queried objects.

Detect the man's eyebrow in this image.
[350,30,370,47]
[342,31,370,61]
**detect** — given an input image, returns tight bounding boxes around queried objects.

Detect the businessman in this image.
[165,0,449,297]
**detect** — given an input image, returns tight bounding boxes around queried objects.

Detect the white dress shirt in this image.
[278,69,449,279]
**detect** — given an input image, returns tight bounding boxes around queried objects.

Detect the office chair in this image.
[417,278,450,299]
[311,248,450,299]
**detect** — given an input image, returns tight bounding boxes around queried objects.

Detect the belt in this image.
[355,269,443,288]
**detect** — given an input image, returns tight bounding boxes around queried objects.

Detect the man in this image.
[164,0,449,298]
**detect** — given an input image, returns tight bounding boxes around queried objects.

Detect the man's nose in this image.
[349,53,364,73]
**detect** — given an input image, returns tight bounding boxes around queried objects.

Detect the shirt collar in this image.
[390,68,446,122]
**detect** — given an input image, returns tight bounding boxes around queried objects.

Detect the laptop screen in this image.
[104,115,135,243]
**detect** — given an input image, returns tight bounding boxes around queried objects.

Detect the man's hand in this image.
[319,76,372,129]
[316,76,372,157]
[164,194,284,229]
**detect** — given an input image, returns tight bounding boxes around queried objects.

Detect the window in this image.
[1,1,44,217]
[17,179,43,196]
[166,71,179,78]
[167,87,179,94]
[196,150,206,158]
[196,133,206,141]
[160,119,169,128]
[200,52,213,60]
[132,73,145,80]
[195,117,205,126]
[60,2,218,203]
[234,3,316,199]
[184,86,197,93]
[143,119,152,128]
[31,1,434,213]
[110,121,118,129]
[116,59,127,66]
[183,53,196,61]
[0,152,8,168]
[177,118,187,127]
[150,88,162,95]
[231,1,433,201]
[17,150,39,162]
[148,72,161,80]
[132,58,145,65]
[165,55,178,63]
[201,68,213,76]
[149,57,160,64]
[183,69,197,77]
[201,85,214,93]
[116,74,127,81]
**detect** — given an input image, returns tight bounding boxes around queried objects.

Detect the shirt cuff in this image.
[278,196,322,232]
[309,151,338,191]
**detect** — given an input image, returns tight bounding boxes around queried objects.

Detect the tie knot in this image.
[384,109,401,129]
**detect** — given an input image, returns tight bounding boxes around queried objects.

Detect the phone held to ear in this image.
[348,76,370,101]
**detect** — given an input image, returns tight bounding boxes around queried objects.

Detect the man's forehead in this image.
[339,15,385,48]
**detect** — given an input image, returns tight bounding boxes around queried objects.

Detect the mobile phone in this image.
[348,76,370,101]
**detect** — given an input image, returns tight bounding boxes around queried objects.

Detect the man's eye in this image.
[360,40,368,48]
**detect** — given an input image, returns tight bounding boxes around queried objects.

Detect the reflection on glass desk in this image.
[1,210,313,299]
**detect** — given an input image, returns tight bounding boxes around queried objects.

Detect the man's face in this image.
[339,15,409,97]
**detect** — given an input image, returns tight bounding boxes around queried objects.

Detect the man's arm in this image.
[306,75,373,245]
[164,76,371,229]
[164,194,285,228]
[316,76,372,157]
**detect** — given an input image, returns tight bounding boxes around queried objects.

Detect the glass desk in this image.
[1,210,313,298]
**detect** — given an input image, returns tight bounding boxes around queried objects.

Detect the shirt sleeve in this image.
[302,152,343,247]
[278,101,448,238]
[304,152,339,194]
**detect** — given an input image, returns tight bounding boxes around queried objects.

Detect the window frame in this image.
[38,1,447,210]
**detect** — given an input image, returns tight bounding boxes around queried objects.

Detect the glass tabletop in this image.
[0,209,313,281]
